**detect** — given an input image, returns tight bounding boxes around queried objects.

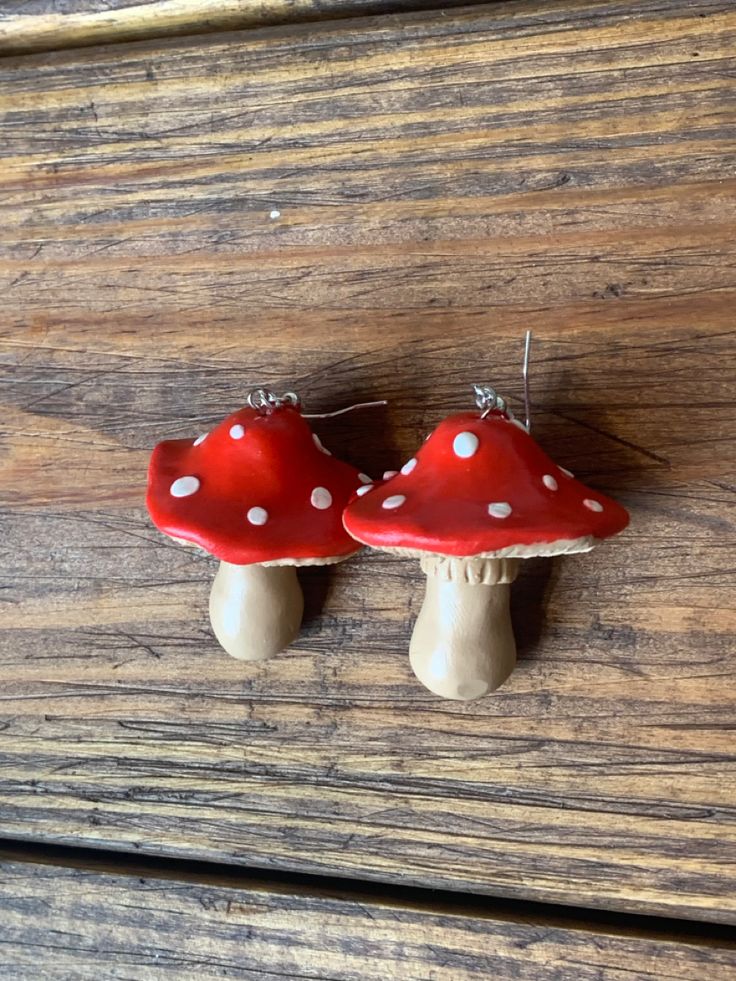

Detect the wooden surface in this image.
[2,855,735,980]
[0,0,480,55]
[1,0,735,927]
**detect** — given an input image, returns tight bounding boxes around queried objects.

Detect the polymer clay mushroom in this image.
[147,391,368,661]
[343,388,629,700]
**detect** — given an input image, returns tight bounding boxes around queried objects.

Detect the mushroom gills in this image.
[409,556,520,700]
[209,561,304,661]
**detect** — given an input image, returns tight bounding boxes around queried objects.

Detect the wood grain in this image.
[0,0,481,56]
[2,854,736,980]
[1,0,735,922]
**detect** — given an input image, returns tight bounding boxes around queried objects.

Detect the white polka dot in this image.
[313,433,331,455]
[543,474,558,491]
[311,487,332,510]
[488,502,512,518]
[229,424,245,440]
[383,470,398,479]
[358,473,372,484]
[356,485,373,496]
[170,476,200,498]
[382,494,406,510]
[559,466,574,478]
[269,209,281,220]
[453,431,479,459]
[584,499,604,513]
[247,506,268,525]
[193,433,207,446]
[401,458,417,475]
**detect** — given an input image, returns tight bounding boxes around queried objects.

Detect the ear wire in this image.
[303,400,387,419]
[246,387,386,418]
[472,329,533,428]
[522,329,532,431]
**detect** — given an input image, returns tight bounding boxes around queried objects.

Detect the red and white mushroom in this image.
[343,401,629,700]
[147,397,364,661]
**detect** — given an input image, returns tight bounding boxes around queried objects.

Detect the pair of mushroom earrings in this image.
[147,354,629,700]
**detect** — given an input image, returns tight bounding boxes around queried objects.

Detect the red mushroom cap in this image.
[343,411,629,559]
[147,405,365,565]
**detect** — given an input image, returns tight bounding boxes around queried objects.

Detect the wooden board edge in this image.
[0,0,492,57]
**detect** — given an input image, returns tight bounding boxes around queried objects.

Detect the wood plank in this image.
[1,0,735,922]
[2,853,735,979]
[0,0,481,56]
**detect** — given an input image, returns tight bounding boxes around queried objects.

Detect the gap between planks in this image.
[2,836,735,949]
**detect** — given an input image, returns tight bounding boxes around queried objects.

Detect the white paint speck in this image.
[358,473,372,484]
[311,487,332,510]
[584,499,604,512]
[383,470,398,479]
[488,502,512,518]
[356,485,373,496]
[229,424,245,440]
[543,474,558,491]
[401,458,417,475]
[382,494,406,510]
[453,431,479,459]
[559,466,574,478]
[247,506,268,525]
[193,433,207,446]
[313,433,331,455]
[170,476,200,498]
[269,209,281,220]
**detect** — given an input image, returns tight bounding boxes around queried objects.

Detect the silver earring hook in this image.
[247,387,386,418]
[522,329,532,431]
[303,400,387,419]
[472,329,533,428]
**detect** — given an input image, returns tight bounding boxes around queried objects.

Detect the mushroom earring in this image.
[146,390,377,662]
[343,383,629,701]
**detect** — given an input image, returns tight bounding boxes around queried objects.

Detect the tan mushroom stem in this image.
[409,555,520,700]
[209,561,304,661]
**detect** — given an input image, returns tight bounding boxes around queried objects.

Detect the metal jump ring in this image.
[472,384,507,419]
[247,388,301,413]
